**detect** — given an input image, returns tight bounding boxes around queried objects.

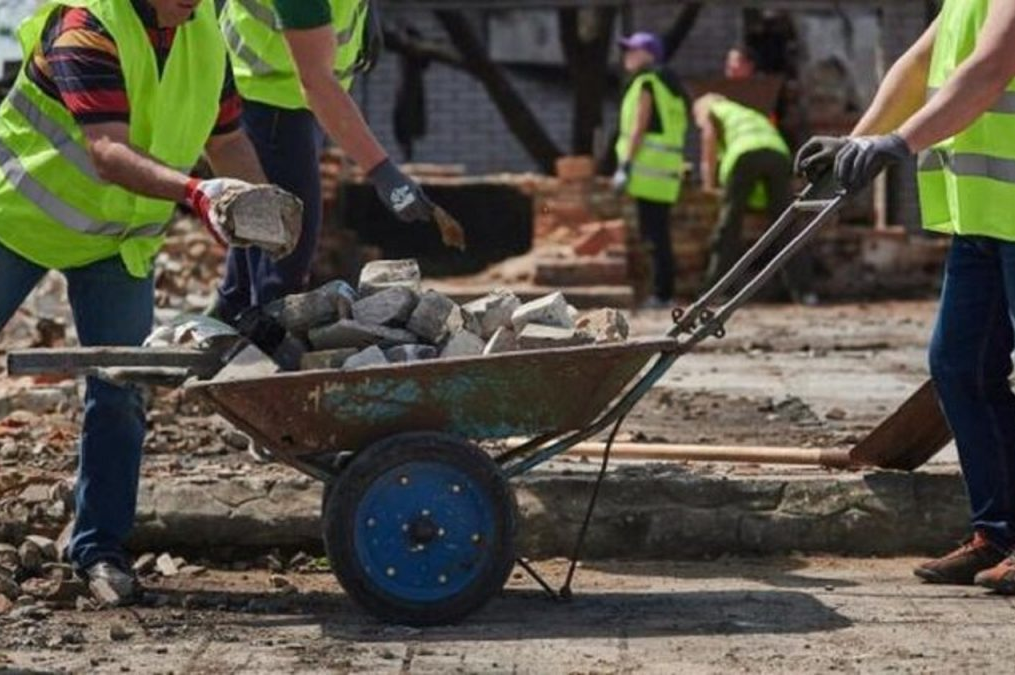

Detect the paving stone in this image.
[263,280,355,334]
[342,346,389,370]
[308,320,417,351]
[575,308,630,344]
[351,287,419,327]
[406,290,463,343]
[511,292,575,331]
[516,324,593,350]
[441,331,485,358]
[462,289,521,339]
[358,259,421,297]
[483,327,517,355]
[299,348,359,371]
[385,345,438,362]
[212,344,280,382]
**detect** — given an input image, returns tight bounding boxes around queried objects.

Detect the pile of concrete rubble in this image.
[264,259,630,372]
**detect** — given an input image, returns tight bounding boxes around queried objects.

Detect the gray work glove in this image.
[834,134,913,192]
[368,159,434,223]
[611,161,631,193]
[794,135,849,179]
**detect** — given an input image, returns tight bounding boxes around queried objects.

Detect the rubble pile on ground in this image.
[265,259,630,372]
[0,533,86,616]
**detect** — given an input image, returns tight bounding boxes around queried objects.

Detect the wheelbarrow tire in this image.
[323,432,516,626]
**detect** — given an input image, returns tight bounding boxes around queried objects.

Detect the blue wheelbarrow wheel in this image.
[322,432,517,626]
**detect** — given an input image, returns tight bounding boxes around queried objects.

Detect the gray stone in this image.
[343,346,389,370]
[155,553,179,577]
[0,544,18,574]
[462,289,521,339]
[406,290,463,343]
[385,344,438,362]
[18,539,43,574]
[516,324,593,350]
[575,308,630,344]
[441,331,485,359]
[213,344,280,382]
[24,535,57,562]
[308,320,417,351]
[511,292,575,331]
[216,184,303,259]
[0,570,19,601]
[108,622,132,642]
[264,280,355,334]
[133,553,157,575]
[300,348,359,371]
[358,259,421,297]
[351,287,419,327]
[483,327,517,355]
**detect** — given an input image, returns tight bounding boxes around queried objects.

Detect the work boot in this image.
[975,555,1015,594]
[82,561,139,607]
[913,531,1006,585]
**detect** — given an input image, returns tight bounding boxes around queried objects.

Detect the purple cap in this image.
[619,32,664,62]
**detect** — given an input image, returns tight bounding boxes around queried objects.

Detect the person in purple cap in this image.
[613,32,690,309]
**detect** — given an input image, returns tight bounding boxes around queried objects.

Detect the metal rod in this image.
[564,442,855,469]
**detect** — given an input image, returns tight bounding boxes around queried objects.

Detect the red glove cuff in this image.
[184,177,202,211]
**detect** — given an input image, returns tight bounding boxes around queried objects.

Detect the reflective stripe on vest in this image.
[222,17,273,76]
[236,0,280,30]
[7,88,99,181]
[919,150,1015,184]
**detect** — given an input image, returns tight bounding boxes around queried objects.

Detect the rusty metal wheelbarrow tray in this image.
[184,337,680,463]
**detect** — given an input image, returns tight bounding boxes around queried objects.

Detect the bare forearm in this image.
[700,127,718,190]
[88,135,188,202]
[205,131,268,183]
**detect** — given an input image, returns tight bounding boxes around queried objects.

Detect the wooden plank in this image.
[6,348,222,378]
[560,441,853,468]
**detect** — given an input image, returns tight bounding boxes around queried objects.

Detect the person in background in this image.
[725,44,759,80]
[215,0,435,322]
[694,93,816,303]
[612,32,689,309]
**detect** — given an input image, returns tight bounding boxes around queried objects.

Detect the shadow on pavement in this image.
[581,557,862,590]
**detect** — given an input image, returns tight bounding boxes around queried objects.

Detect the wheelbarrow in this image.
[8,180,847,626]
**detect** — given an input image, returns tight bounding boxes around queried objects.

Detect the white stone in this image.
[358,259,421,297]
[516,324,593,350]
[462,289,521,339]
[575,308,630,344]
[511,292,574,331]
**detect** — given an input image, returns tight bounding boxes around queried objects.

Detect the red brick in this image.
[574,220,627,257]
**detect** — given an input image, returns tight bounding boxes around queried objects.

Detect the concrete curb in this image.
[125,463,970,559]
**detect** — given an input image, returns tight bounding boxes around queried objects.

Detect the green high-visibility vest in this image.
[221,0,371,110]
[918,0,1015,241]
[709,97,789,210]
[0,0,225,278]
[616,71,687,204]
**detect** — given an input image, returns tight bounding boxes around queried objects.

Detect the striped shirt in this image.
[26,0,241,134]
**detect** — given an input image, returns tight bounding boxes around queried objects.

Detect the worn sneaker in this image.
[83,561,139,607]
[913,531,1007,585]
[974,556,1015,594]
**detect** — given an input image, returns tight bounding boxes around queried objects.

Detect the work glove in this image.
[368,159,435,223]
[794,136,848,179]
[184,177,253,247]
[834,134,913,192]
[611,162,631,193]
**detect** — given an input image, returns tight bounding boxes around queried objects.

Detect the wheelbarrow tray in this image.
[185,337,679,460]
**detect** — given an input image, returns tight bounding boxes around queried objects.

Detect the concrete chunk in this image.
[516,324,593,350]
[264,280,355,334]
[358,259,421,297]
[462,289,521,339]
[575,308,630,344]
[215,184,303,259]
[483,327,517,355]
[441,331,485,359]
[343,346,389,370]
[308,320,417,350]
[511,292,575,331]
[351,286,418,327]
[156,553,179,577]
[300,348,359,371]
[385,345,438,362]
[407,290,463,343]
[24,536,57,563]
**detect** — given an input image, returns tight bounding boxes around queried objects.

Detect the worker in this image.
[214,0,435,323]
[612,32,688,308]
[0,0,279,605]
[725,44,759,80]
[695,93,815,303]
[796,0,1015,592]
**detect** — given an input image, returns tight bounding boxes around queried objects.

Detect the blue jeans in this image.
[216,100,324,320]
[0,243,152,570]
[929,235,1015,549]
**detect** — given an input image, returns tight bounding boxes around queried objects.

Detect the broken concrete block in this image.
[351,286,418,327]
[300,348,359,371]
[358,259,421,297]
[343,346,389,370]
[511,292,575,331]
[156,553,179,577]
[264,280,355,334]
[516,324,594,350]
[575,308,629,344]
[441,331,485,359]
[308,320,417,351]
[385,345,438,362]
[462,289,521,339]
[483,327,517,355]
[214,184,303,259]
[407,290,463,343]
[213,344,280,382]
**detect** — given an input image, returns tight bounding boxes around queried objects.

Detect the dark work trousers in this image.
[703,149,814,300]
[216,100,325,320]
[636,198,676,301]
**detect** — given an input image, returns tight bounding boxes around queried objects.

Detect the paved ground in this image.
[3,557,1014,674]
